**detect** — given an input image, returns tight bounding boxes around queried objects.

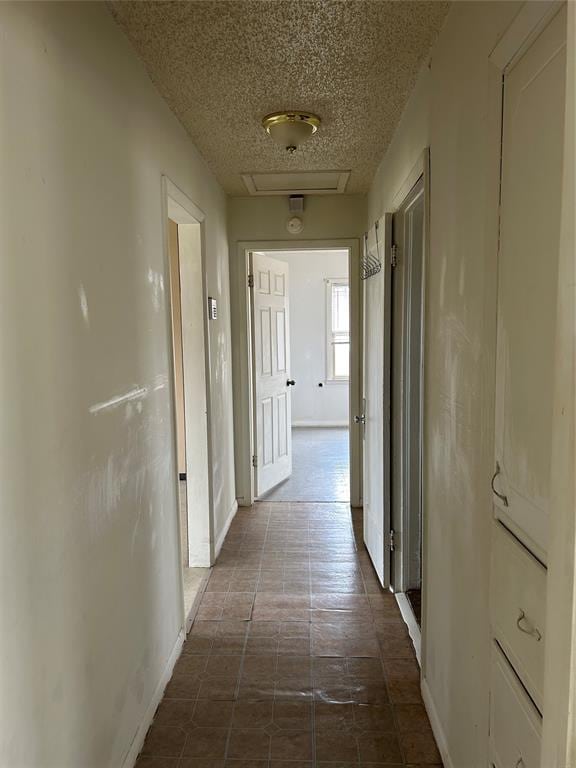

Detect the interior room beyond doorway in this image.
[257,249,350,503]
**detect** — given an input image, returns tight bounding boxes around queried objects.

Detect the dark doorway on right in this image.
[391,174,426,632]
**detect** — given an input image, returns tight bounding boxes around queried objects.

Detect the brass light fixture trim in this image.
[262,111,321,153]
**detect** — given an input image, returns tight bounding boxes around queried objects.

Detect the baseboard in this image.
[185,572,210,633]
[121,628,185,768]
[292,421,348,428]
[215,499,238,558]
[421,677,455,768]
[395,592,421,665]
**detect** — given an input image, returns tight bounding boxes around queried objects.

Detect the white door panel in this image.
[363,214,393,587]
[251,252,293,496]
[494,6,566,562]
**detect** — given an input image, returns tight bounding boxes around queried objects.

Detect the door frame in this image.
[234,239,362,507]
[383,150,430,663]
[390,174,427,595]
[161,177,215,587]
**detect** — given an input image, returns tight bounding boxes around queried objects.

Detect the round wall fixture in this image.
[262,111,321,153]
[287,216,304,235]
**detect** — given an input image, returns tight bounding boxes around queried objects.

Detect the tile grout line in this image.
[308,540,319,768]
[222,506,269,763]
[268,505,277,767]
[176,637,207,763]
[355,506,406,766]
[351,510,364,767]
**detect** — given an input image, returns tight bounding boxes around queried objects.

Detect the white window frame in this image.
[325,277,350,383]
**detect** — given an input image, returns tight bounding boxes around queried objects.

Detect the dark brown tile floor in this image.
[136,502,442,767]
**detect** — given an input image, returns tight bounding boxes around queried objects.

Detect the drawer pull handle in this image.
[517,610,542,642]
[491,462,509,507]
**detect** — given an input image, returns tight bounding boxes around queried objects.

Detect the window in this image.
[326,279,350,381]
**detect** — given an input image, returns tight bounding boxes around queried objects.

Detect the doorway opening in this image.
[390,175,426,633]
[163,178,213,628]
[251,249,350,503]
[235,240,361,509]
[360,157,428,659]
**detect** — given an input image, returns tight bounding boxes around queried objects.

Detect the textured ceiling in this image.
[109,1,449,195]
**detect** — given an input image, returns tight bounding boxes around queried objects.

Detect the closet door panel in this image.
[492,523,546,709]
[494,6,567,561]
[489,643,542,768]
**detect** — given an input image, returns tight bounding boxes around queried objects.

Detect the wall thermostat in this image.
[287,216,304,235]
[208,296,217,320]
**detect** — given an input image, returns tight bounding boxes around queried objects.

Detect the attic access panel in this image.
[241,170,350,196]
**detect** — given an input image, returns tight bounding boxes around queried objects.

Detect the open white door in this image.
[361,215,392,587]
[250,252,293,496]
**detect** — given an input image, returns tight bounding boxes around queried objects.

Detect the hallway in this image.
[262,428,350,503]
[137,502,441,766]
[2,3,574,766]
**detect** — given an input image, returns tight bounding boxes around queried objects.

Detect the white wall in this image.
[229,195,367,244]
[367,2,522,767]
[0,2,235,766]
[263,249,349,427]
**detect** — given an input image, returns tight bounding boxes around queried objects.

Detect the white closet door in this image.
[494,6,567,562]
[363,214,393,587]
[251,252,293,496]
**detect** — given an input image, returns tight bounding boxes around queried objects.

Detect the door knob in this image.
[354,414,366,424]
[286,379,296,386]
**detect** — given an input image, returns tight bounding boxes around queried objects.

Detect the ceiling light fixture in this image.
[262,111,321,154]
